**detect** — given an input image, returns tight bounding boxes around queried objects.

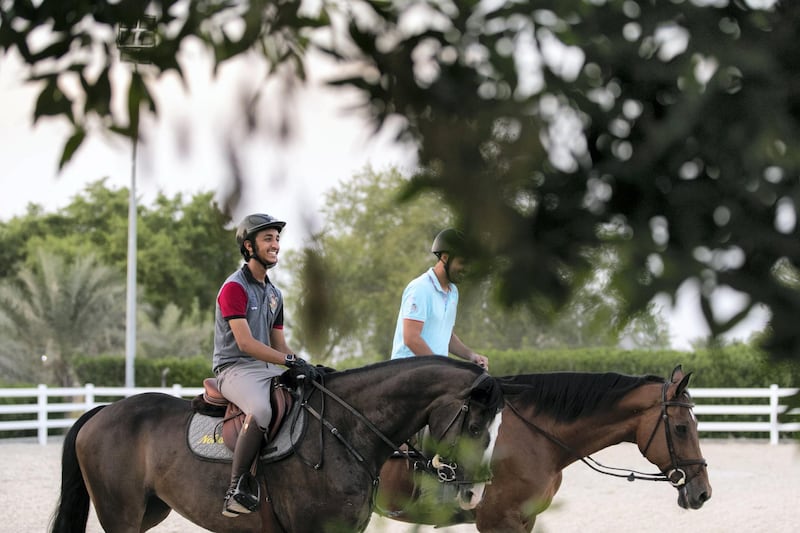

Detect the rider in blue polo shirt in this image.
[391,229,489,370]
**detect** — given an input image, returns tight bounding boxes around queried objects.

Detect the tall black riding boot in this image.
[222,414,265,517]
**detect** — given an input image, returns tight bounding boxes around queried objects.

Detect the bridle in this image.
[420,372,499,485]
[424,398,471,482]
[638,381,708,486]
[295,373,495,486]
[505,379,707,486]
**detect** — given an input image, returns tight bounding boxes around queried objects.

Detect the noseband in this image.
[639,381,708,486]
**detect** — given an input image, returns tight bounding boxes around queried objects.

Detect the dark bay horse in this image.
[50,357,504,533]
[376,365,711,532]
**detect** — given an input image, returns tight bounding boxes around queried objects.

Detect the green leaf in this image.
[33,78,74,124]
[58,128,86,170]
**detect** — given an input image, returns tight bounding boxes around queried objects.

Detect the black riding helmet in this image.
[431,228,467,283]
[431,228,467,258]
[236,213,286,266]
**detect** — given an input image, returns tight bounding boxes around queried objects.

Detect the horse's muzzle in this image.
[457,482,487,510]
[677,478,712,510]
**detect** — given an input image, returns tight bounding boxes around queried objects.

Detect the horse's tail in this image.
[49,405,106,533]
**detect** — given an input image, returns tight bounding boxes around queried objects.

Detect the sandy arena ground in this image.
[3,438,797,532]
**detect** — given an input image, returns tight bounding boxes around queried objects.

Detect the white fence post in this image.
[769,384,779,445]
[85,383,95,410]
[37,384,48,446]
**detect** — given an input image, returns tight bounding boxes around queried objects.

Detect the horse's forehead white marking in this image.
[457,411,503,510]
[483,411,503,463]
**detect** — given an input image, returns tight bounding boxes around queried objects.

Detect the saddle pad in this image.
[187,413,234,461]
[187,396,307,463]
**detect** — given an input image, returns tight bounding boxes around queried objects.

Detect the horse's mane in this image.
[498,372,664,422]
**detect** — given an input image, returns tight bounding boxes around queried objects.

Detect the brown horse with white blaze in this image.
[376,365,711,532]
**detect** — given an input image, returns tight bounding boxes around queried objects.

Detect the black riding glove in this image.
[285,355,321,382]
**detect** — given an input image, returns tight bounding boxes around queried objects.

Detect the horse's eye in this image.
[675,424,688,437]
[469,423,481,436]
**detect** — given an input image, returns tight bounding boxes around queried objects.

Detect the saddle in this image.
[194,377,294,452]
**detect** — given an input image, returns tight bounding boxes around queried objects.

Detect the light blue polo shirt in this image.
[391,267,459,358]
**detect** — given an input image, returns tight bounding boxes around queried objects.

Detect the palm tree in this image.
[0,251,125,386]
[138,302,213,359]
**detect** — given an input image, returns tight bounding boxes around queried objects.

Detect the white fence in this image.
[0,384,798,445]
[691,384,800,444]
[0,384,203,445]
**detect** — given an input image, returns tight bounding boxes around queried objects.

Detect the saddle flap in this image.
[268,384,293,441]
[217,382,295,451]
[221,404,244,449]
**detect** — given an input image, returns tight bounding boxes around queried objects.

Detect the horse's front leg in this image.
[474,482,538,533]
[474,471,561,533]
[474,502,546,533]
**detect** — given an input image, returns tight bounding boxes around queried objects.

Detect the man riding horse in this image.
[213,213,319,517]
[391,228,489,369]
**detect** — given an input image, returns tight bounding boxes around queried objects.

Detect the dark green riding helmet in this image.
[236,213,286,261]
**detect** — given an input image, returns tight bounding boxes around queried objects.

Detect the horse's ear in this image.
[670,364,684,382]
[675,372,693,397]
[469,374,504,412]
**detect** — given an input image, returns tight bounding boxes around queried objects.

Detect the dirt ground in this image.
[3,438,797,532]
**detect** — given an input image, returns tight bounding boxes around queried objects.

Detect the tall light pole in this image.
[117,16,156,389]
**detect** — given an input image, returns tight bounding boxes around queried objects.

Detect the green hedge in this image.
[73,355,212,387]
[70,344,799,389]
[482,344,800,388]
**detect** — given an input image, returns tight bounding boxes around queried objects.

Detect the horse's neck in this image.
[514,400,644,469]
[328,367,455,443]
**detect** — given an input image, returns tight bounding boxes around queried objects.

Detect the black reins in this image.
[293,373,486,484]
[505,380,707,486]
